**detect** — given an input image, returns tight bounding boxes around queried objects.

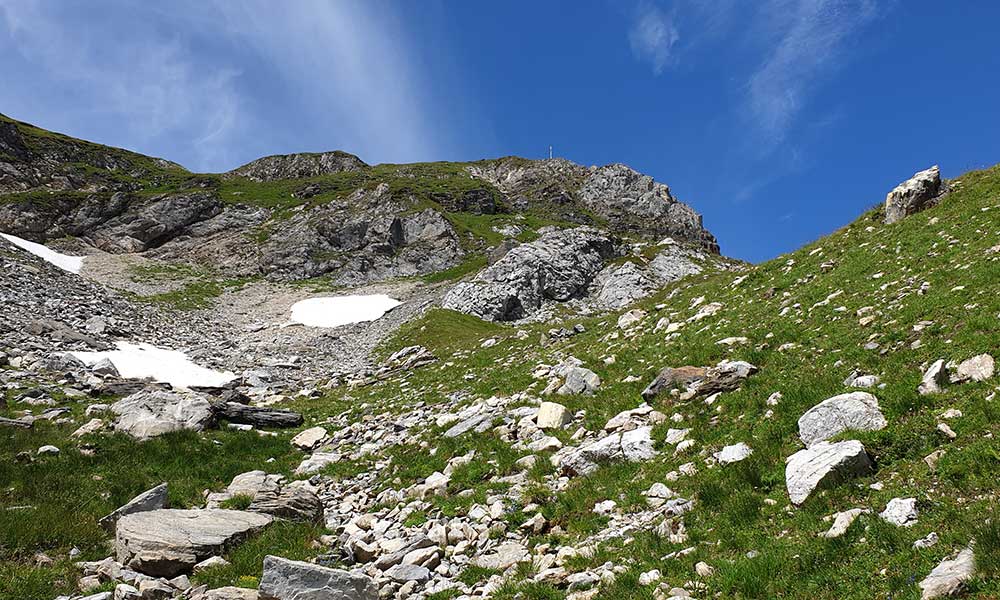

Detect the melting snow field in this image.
[289,294,401,328]
[1,232,85,273]
[72,342,237,389]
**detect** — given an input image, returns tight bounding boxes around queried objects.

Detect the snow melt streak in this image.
[72,342,236,389]
[289,294,401,328]
[1,233,84,273]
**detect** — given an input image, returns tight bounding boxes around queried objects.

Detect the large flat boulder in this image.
[258,555,377,600]
[785,440,873,505]
[111,390,215,440]
[115,509,272,577]
[797,392,887,447]
[561,426,656,476]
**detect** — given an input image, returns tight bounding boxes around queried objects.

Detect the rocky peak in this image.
[226,150,369,182]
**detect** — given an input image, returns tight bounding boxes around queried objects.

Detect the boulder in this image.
[294,452,341,475]
[562,426,656,476]
[100,483,168,532]
[919,360,947,395]
[819,508,869,538]
[111,390,215,440]
[258,555,377,600]
[879,497,918,527]
[918,547,975,599]
[290,427,327,451]
[714,443,753,465]
[797,392,887,447]
[785,440,873,505]
[557,367,601,395]
[115,509,272,577]
[248,485,324,523]
[641,366,707,401]
[208,400,303,428]
[536,402,571,429]
[193,588,259,600]
[885,166,942,224]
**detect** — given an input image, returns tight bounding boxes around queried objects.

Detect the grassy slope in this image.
[329,165,1000,598]
[2,163,998,599]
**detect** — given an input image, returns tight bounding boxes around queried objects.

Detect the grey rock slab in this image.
[919,547,975,599]
[384,563,431,583]
[442,227,619,321]
[100,483,168,532]
[115,509,272,577]
[785,440,873,505]
[258,555,377,600]
[797,392,887,447]
[557,367,601,395]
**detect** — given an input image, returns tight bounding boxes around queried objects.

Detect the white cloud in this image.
[746,0,878,144]
[628,2,679,75]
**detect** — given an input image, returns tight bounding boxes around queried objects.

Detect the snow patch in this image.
[1,232,84,273]
[72,342,236,389]
[288,294,401,328]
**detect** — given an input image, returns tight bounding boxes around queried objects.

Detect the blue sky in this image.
[1,1,998,261]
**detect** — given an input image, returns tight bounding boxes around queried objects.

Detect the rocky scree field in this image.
[0,115,998,600]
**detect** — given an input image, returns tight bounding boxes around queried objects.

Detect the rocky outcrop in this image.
[885,165,943,224]
[226,151,368,182]
[259,555,378,600]
[578,164,719,252]
[115,509,273,577]
[443,228,620,320]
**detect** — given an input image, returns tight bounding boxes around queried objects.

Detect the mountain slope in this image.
[0,114,718,285]
[1,113,999,600]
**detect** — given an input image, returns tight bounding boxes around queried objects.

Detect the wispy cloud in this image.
[746,0,879,145]
[0,0,471,171]
[628,2,679,75]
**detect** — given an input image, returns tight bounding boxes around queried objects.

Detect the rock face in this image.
[797,392,887,447]
[442,228,620,321]
[0,115,721,287]
[577,164,719,252]
[115,509,273,577]
[952,353,995,383]
[785,440,873,505]
[885,165,943,224]
[111,390,215,440]
[258,555,378,600]
[918,547,975,599]
[226,151,367,182]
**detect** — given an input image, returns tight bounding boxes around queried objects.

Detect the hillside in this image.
[0,114,998,600]
[0,113,718,285]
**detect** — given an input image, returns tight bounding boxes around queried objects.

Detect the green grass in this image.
[136,277,255,310]
[191,522,325,589]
